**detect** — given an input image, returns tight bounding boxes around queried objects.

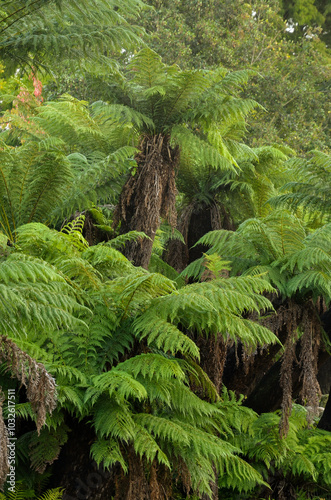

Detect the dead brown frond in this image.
[0,335,57,434]
[299,304,322,423]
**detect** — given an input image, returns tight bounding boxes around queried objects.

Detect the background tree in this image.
[280,0,331,45]
[137,0,331,153]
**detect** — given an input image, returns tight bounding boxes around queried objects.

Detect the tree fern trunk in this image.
[195,333,228,394]
[113,134,179,268]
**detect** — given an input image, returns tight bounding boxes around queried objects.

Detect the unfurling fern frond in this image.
[60,215,89,251]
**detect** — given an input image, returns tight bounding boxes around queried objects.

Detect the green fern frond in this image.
[56,385,85,414]
[0,253,88,336]
[132,423,171,468]
[269,151,331,222]
[148,254,185,284]
[191,212,330,301]
[93,398,135,441]
[60,215,89,251]
[82,243,134,278]
[91,437,128,473]
[134,413,190,447]
[290,452,317,481]
[108,231,150,250]
[36,489,64,500]
[116,271,176,313]
[219,454,269,493]
[134,314,200,358]
[87,370,148,404]
[0,484,63,500]
[91,101,154,134]
[128,48,167,90]
[114,354,186,383]
[179,358,219,403]
[1,0,147,75]
[3,402,35,421]
[136,272,276,349]
[172,125,237,172]
[28,425,69,473]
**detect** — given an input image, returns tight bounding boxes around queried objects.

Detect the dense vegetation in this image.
[0,1,330,499]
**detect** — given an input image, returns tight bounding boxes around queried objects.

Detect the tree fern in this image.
[92,48,262,267]
[188,212,330,434]
[0,92,140,235]
[269,150,331,224]
[0,0,146,75]
[0,221,294,496]
[87,351,268,498]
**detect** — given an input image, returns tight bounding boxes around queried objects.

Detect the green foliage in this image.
[190,211,331,302]
[269,150,331,224]
[219,403,331,498]
[0,251,87,337]
[0,5,330,497]
[92,47,261,166]
[0,220,283,497]
[136,268,277,351]
[0,0,146,76]
[0,94,137,238]
[0,486,63,500]
[139,0,331,153]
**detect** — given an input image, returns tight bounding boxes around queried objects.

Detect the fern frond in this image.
[93,398,135,441]
[132,423,171,468]
[108,231,150,250]
[91,437,128,473]
[87,370,148,404]
[114,354,186,383]
[136,272,277,349]
[133,413,190,447]
[172,125,237,172]
[269,151,331,222]
[133,313,200,358]
[0,0,147,75]
[28,425,68,473]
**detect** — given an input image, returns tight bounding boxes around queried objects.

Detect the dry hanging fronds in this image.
[113,134,179,268]
[299,306,322,423]
[0,335,57,433]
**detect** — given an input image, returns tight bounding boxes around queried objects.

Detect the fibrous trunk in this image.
[113,134,179,268]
